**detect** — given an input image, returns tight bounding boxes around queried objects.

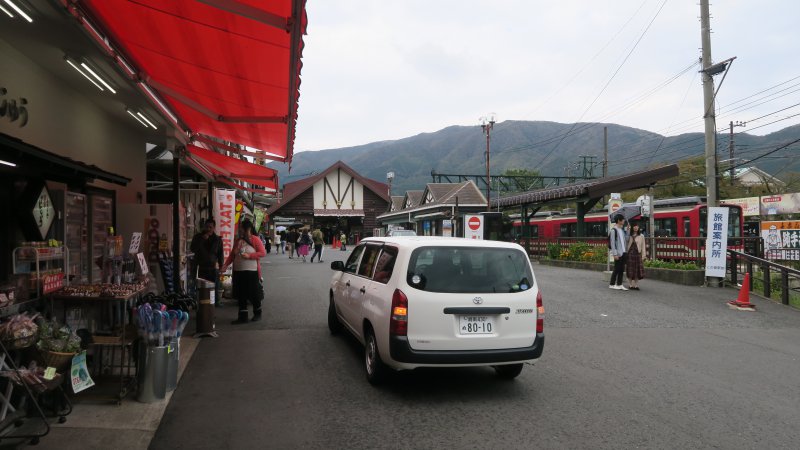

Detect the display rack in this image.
[12,246,70,303]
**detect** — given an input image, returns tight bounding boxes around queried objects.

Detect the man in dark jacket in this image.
[190,218,224,304]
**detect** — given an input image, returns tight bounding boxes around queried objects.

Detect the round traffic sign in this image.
[468,216,481,231]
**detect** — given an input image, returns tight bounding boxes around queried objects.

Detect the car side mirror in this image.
[330,261,345,271]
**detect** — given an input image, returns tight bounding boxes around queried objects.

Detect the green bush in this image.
[547,243,561,260]
[643,259,700,270]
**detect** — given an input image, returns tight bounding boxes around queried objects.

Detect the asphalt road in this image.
[151,247,800,449]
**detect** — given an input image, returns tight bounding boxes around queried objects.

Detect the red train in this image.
[512,197,744,260]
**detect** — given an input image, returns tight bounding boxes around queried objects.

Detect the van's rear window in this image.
[407,247,534,293]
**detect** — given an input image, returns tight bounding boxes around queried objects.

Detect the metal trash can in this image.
[137,345,168,403]
[166,336,179,392]
[196,278,216,337]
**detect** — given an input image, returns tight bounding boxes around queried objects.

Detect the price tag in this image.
[137,252,149,275]
[129,232,142,254]
[43,367,56,381]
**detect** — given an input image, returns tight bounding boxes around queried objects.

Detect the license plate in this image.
[459,315,495,335]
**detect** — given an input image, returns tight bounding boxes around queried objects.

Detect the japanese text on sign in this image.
[762,221,800,261]
[704,207,729,277]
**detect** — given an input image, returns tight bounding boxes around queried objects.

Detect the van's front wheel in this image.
[494,363,524,379]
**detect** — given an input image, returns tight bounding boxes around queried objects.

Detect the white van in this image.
[328,236,544,384]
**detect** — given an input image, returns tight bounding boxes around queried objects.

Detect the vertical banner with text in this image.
[214,188,236,261]
[704,207,729,278]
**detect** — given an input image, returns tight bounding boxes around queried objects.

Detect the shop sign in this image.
[465,214,483,240]
[32,186,55,240]
[442,219,453,237]
[129,232,142,254]
[724,197,760,216]
[42,272,64,295]
[0,87,29,128]
[761,221,800,261]
[214,188,236,261]
[704,207,729,278]
[760,193,800,216]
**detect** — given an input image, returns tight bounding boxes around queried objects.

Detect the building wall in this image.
[0,39,147,203]
[312,169,365,212]
[363,188,390,231]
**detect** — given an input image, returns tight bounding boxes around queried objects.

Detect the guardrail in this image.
[728,250,800,307]
[519,237,763,266]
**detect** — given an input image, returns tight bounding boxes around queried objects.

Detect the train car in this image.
[513,197,744,260]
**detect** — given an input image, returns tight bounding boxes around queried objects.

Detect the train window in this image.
[699,207,742,237]
[654,218,677,237]
[531,225,539,238]
[683,217,691,237]
[560,223,576,237]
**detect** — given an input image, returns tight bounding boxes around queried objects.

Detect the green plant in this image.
[547,243,561,260]
[644,259,701,270]
[37,320,80,353]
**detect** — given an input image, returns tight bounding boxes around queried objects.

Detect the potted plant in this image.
[36,320,81,372]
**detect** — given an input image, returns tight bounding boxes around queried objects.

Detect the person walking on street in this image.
[609,214,629,291]
[339,231,347,251]
[626,222,647,290]
[222,219,267,323]
[298,229,312,262]
[278,230,286,254]
[190,218,224,306]
[286,228,298,259]
[310,227,324,263]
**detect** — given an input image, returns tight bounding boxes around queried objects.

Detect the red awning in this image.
[79,0,307,163]
[185,144,278,193]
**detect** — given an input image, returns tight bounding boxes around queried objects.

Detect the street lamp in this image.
[480,113,496,212]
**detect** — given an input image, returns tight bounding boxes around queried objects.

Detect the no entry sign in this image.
[464,214,484,239]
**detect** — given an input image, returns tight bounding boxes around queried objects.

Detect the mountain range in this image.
[269,121,800,195]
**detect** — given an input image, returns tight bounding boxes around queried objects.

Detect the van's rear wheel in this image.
[328,296,342,335]
[494,363,524,379]
[364,328,388,385]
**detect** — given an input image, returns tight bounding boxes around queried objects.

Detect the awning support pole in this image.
[173,147,183,293]
[576,197,602,237]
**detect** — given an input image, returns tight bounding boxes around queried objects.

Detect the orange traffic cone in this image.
[332,238,339,249]
[728,273,756,310]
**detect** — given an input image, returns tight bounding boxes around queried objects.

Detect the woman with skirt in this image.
[626,222,647,290]
[222,219,266,323]
[297,229,312,262]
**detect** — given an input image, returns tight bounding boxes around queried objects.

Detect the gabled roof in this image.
[734,166,785,186]
[403,191,424,209]
[390,196,405,212]
[421,183,461,205]
[378,181,487,220]
[266,160,389,215]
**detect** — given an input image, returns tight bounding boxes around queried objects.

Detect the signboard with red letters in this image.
[214,188,236,261]
[42,272,64,295]
[464,214,484,240]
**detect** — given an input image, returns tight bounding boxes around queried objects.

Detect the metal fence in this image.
[520,236,764,267]
[728,250,800,307]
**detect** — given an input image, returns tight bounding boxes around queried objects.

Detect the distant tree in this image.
[501,168,542,192]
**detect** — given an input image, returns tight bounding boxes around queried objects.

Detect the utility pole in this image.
[700,0,718,207]
[603,126,608,178]
[729,121,746,185]
[481,114,496,212]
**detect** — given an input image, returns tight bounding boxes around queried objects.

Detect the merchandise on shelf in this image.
[56,281,148,298]
[0,313,39,349]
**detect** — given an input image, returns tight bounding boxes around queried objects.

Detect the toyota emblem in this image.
[473,297,483,305]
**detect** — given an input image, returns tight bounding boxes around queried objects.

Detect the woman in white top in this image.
[222,219,267,324]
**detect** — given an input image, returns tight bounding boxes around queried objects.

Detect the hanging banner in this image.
[71,351,95,394]
[761,221,800,261]
[214,188,236,261]
[464,214,484,240]
[760,193,800,216]
[724,197,760,216]
[704,207,729,278]
[442,219,453,237]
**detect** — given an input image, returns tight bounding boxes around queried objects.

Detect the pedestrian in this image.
[339,231,347,251]
[298,229,312,262]
[286,228,298,259]
[190,218,224,306]
[626,221,647,290]
[278,229,286,254]
[608,214,629,291]
[310,227,324,263]
[222,218,267,324]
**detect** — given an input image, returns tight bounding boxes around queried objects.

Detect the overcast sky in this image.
[292,1,800,154]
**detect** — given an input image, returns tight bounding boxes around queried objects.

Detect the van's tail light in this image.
[390,289,408,336]
[536,290,544,334]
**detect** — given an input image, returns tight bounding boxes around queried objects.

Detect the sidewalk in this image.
[9,335,200,450]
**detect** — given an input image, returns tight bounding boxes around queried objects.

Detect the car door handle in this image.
[360,286,366,294]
